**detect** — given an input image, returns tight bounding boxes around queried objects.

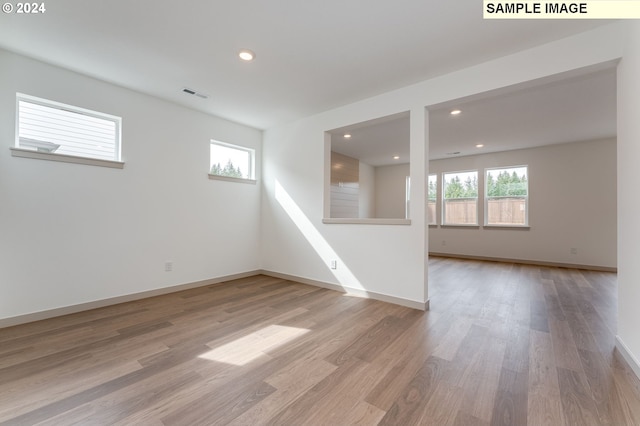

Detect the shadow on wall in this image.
[274,180,365,292]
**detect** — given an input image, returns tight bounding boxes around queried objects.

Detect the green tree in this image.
[211,159,243,178]
[463,175,478,197]
[428,179,437,200]
[210,163,222,175]
[445,174,479,199]
[487,173,497,196]
[445,176,464,199]
[487,170,527,196]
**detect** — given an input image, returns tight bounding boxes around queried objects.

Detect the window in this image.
[428,174,437,225]
[209,140,255,182]
[14,93,122,166]
[485,166,528,226]
[443,170,478,225]
[405,176,411,220]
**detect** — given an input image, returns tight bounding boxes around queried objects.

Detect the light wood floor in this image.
[1,258,640,425]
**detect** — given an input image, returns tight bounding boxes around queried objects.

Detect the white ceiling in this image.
[0,1,615,131]
[428,67,617,160]
[331,66,616,165]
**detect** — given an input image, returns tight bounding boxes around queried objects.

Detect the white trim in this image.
[259,269,429,310]
[322,218,411,225]
[0,269,428,329]
[209,139,256,180]
[483,225,531,229]
[428,252,617,272]
[442,169,479,226]
[615,336,640,381]
[10,147,125,169]
[16,93,122,162]
[208,174,257,184]
[484,165,529,227]
[0,269,429,329]
[0,270,260,329]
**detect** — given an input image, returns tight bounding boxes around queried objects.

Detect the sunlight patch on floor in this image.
[198,325,310,366]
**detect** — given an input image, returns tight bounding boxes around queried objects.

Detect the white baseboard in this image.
[0,270,261,329]
[259,269,429,311]
[615,335,640,381]
[1,269,429,329]
[429,252,617,272]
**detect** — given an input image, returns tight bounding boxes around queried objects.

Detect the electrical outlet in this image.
[442,240,447,246]
[330,260,337,269]
[570,248,578,255]
[165,261,173,272]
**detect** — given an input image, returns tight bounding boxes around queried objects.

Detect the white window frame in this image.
[442,170,479,226]
[11,93,123,169]
[428,174,437,225]
[484,165,529,227]
[208,140,256,184]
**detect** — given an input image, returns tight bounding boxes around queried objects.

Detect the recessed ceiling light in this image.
[393,155,400,160]
[344,134,351,139]
[238,49,255,61]
[450,109,462,115]
[476,144,484,148]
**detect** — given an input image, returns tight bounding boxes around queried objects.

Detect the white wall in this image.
[617,21,640,376]
[0,49,262,321]
[4,22,640,377]
[261,108,428,306]
[374,163,410,219]
[261,23,624,310]
[359,161,375,218]
[429,139,617,268]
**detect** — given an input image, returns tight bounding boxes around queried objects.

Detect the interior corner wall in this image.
[617,21,640,375]
[0,49,262,322]
[374,163,410,219]
[260,23,624,309]
[359,161,375,218]
[260,110,428,306]
[429,139,617,268]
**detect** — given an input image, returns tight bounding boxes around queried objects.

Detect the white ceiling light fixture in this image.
[450,109,462,115]
[344,134,351,139]
[393,155,400,160]
[238,49,255,61]
[476,144,484,148]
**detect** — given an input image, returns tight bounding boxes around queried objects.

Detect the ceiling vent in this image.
[182,87,208,99]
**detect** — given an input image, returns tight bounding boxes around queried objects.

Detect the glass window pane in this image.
[443,171,478,225]
[210,140,254,180]
[17,95,121,162]
[485,166,528,226]
[428,174,437,225]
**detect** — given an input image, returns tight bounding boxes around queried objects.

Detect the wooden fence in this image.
[440,198,526,225]
[486,198,526,225]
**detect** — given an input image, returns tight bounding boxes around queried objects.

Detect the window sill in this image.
[10,147,124,169]
[440,224,480,229]
[208,174,257,185]
[322,218,411,225]
[484,225,530,230]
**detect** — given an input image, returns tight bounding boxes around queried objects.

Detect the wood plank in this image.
[490,367,529,426]
[364,310,450,411]
[557,367,601,426]
[527,330,565,426]
[548,317,583,372]
[0,263,636,425]
[377,356,448,425]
